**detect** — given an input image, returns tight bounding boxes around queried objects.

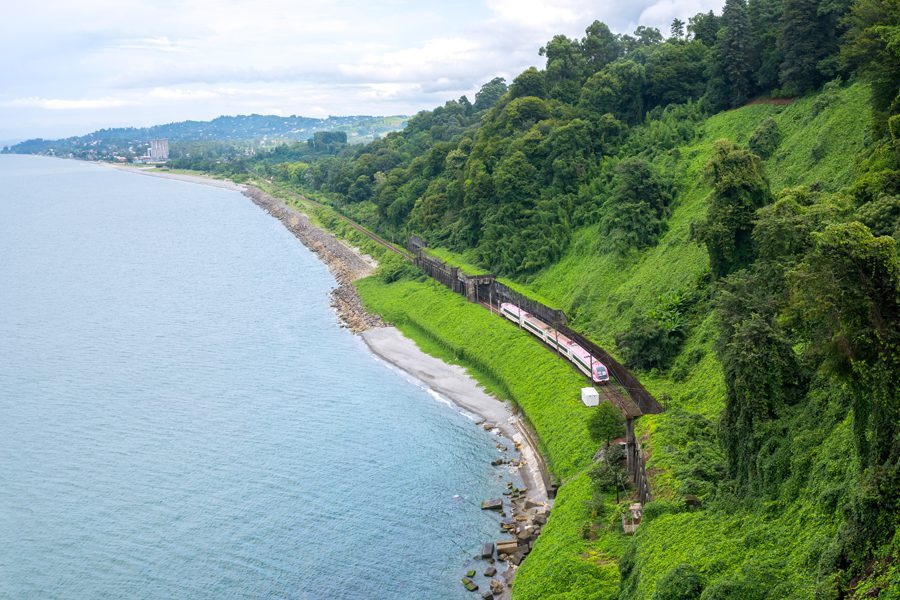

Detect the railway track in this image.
[262,177,653,417]
[475,300,639,416]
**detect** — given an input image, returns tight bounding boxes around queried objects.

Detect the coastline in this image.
[113,165,552,593]
[240,181,550,503]
[105,163,248,191]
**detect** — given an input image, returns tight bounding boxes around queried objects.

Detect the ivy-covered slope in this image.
[353,81,898,599]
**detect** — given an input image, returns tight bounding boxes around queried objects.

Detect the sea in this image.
[0,155,514,599]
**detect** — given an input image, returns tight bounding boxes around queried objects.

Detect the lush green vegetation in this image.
[188,0,899,597]
[351,79,897,599]
[356,275,630,598]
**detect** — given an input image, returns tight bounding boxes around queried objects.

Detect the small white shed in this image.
[581,387,600,407]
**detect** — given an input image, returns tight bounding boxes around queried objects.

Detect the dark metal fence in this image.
[492,281,567,329]
[634,442,652,504]
[407,237,662,416]
[406,235,659,506]
[558,326,663,415]
[414,252,462,293]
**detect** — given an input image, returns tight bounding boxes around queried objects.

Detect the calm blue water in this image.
[0,155,512,599]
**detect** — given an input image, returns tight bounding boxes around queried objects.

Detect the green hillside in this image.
[201,1,899,596]
[348,81,898,599]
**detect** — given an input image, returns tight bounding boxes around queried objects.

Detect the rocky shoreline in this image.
[242,186,385,333]
[241,185,552,598]
[243,186,553,598]
[109,166,553,599]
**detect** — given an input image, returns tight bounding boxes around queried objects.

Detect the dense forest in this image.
[211,0,897,597]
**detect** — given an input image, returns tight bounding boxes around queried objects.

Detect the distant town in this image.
[1,114,408,163]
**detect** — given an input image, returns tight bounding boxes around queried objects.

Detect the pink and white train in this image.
[500,302,610,384]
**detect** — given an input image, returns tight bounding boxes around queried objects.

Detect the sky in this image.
[0,0,724,142]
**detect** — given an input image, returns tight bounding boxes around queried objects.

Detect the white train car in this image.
[500,302,610,384]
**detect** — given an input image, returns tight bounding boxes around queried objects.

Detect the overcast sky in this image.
[1,0,724,142]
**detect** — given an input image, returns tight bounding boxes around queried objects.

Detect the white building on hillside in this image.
[149,139,169,162]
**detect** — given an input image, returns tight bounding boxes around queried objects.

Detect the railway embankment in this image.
[127,170,610,597]
[243,183,558,596]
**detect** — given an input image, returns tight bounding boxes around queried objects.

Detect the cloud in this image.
[113,37,196,53]
[338,37,482,83]
[4,96,131,110]
[0,0,725,139]
[637,0,724,32]
[485,0,597,30]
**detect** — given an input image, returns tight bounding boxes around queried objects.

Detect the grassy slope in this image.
[356,276,630,598]
[355,83,872,599]
[534,83,872,598]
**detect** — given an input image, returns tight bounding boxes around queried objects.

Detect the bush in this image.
[616,313,684,371]
[600,157,674,254]
[748,118,780,159]
[586,401,625,445]
[377,256,420,283]
[853,194,900,237]
[811,136,828,161]
[587,459,619,492]
[651,564,704,600]
[700,577,764,600]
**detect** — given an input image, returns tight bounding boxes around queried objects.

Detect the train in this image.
[499,302,610,384]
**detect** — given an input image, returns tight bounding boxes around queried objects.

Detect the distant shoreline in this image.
[104,163,247,191]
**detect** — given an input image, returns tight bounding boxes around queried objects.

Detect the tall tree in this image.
[670,18,686,40]
[715,267,804,490]
[600,157,673,252]
[788,223,899,468]
[581,21,622,74]
[777,0,842,95]
[540,34,586,103]
[696,140,773,277]
[474,77,507,111]
[579,60,646,123]
[708,0,758,108]
[841,0,900,136]
[688,10,722,46]
[748,0,783,91]
[508,67,548,99]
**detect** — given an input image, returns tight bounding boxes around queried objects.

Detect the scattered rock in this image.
[481,542,494,559]
[490,579,505,595]
[533,512,548,525]
[509,552,524,566]
[525,498,543,510]
[242,187,383,333]
[461,577,478,592]
[484,566,497,577]
[481,591,493,599]
[466,570,476,578]
[481,498,503,511]
[496,539,519,556]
